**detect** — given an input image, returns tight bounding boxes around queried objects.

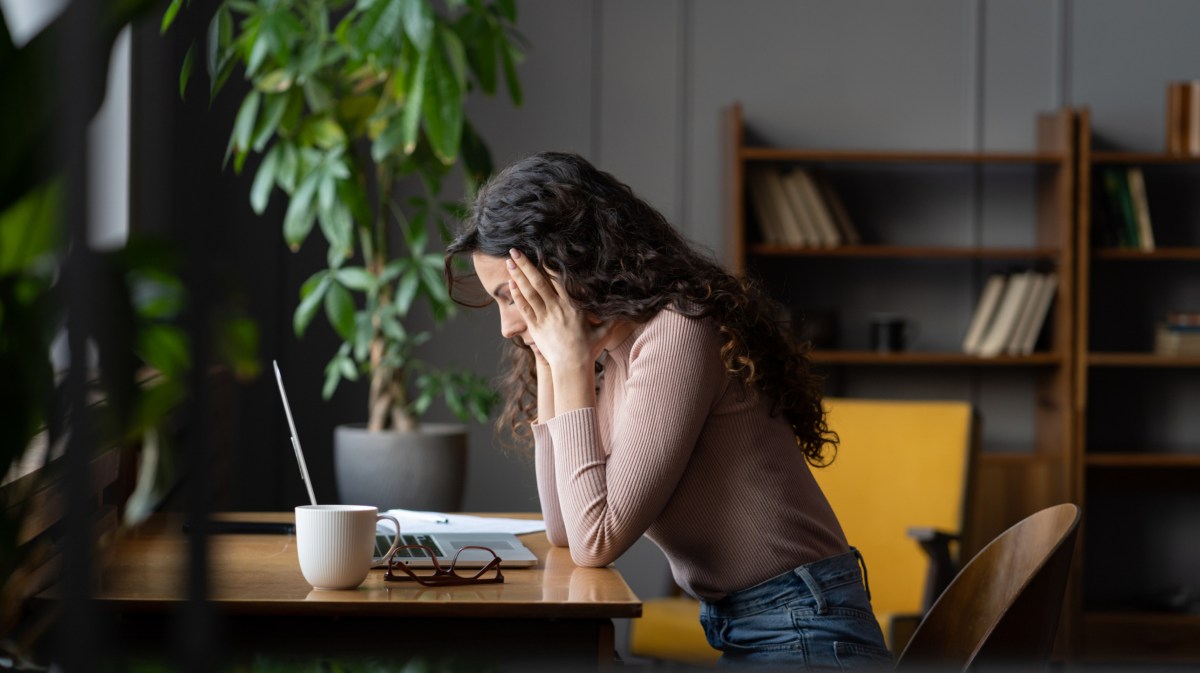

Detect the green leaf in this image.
[395,267,420,315]
[439,24,468,94]
[380,259,407,284]
[179,43,194,100]
[322,358,341,399]
[255,69,294,93]
[250,143,280,215]
[324,281,357,341]
[460,14,497,95]
[422,40,463,164]
[372,112,407,162]
[339,355,358,380]
[0,179,61,274]
[367,0,405,52]
[336,267,375,291]
[401,0,435,51]
[381,313,406,341]
[400,50,428,154]
[283,171,320,248]
[495,0,517,22]
[251,93,289,152]
[277,141,299,191]
[246,27,272,76]
[295,273,330,337]
[303,79,335,113]
[459,118,493,186]
[318,202,353,259]
[500,39,523,107]
[207,5,232,85]
[161,0,183,34]
[232,90,262,157]
[299,116,347,149]
[353,310,373,361]
[138,324,190,379]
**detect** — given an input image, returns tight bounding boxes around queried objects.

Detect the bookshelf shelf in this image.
[1074,108,1200,663]
[811,350,1062,366]
[748,244,1061,260]
[1091,247,1200,260]
[1087,352,1200,367]
[1092,151,1200,165]
[741,147,1064,164]
[1086,453,1200,468]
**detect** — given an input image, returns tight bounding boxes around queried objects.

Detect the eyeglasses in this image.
[383,545,505,587]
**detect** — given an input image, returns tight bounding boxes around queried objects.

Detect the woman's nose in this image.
[499,305,524,339]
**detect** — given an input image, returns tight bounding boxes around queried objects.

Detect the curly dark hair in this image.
[444,151,836,466]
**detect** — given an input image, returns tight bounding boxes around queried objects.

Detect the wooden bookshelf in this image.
[1072,108,1200,663]
[725,102,1076,595]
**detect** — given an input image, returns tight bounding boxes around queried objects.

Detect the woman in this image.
[445,151,891,669]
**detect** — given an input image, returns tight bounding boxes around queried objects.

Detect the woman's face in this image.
[472,252,532,348]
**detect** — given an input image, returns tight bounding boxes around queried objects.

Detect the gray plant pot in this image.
[333,423,467,512]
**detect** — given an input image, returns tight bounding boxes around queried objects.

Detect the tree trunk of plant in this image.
[366,335,416,433]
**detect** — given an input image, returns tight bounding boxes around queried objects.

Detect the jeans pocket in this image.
[833,640,894,671]
[705,610,805,656]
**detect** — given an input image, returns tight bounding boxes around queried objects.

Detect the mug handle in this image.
[377,514,403,560]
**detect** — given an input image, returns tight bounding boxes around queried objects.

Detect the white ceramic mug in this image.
[295,505,401,590]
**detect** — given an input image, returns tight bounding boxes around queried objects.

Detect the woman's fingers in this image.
[507,249,555,315]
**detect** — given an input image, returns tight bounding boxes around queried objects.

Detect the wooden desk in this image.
[65,512,641,669]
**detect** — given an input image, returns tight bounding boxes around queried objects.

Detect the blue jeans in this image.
[700,549,892,670]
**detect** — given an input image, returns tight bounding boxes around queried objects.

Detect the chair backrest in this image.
[814,398,976,622]
[896,503,1080,672]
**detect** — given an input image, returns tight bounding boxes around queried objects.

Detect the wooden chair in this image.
[628,398,976,665]
[896,503,1080,672]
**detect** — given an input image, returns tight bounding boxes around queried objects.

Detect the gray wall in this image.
[419,0,1200,658]
[127,0,1200,661]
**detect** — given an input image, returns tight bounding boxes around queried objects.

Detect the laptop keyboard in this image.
[377,533,444,558]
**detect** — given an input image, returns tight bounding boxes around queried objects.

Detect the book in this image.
[1125,167,1156,252]
[962,273,1007,355]
[773,169,821,246]
[813,173,861,245]
[1100,168,1139,249]
[746,167,786,244]
[975,270,1037,358]
[1014,272,1058,356]
[1155,322,1200,356]
[785,169,841,247]
[1005,273,1048,355]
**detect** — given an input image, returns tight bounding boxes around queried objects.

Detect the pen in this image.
[402,511,450,524]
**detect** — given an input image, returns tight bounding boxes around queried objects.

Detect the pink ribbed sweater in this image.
[532,307,848,600]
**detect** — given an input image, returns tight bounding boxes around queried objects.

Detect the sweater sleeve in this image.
[533,423,570,546]
[544,312,726,567]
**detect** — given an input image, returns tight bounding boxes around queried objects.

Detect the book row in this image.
[746,166,861,247]
[1155,312,1200,356]
[1093,167,1156,251]
[962,270,1058,357]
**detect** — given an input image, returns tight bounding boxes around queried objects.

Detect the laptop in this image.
[272,361,538,569]
[370,528,537,569]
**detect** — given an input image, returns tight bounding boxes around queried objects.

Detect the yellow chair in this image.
[815,397,976,651]
[628,397,975,665]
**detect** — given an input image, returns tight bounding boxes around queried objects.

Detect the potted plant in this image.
[167,0,523,510]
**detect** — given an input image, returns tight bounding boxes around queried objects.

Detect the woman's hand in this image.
[506,249,613,373]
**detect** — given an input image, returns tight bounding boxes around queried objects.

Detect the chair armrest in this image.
[906,527,960,611]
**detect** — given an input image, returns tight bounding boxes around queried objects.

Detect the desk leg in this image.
[598,618,615,669]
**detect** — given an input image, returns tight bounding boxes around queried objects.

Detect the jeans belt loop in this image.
[796,565,828,615]
[850,546,871,601]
